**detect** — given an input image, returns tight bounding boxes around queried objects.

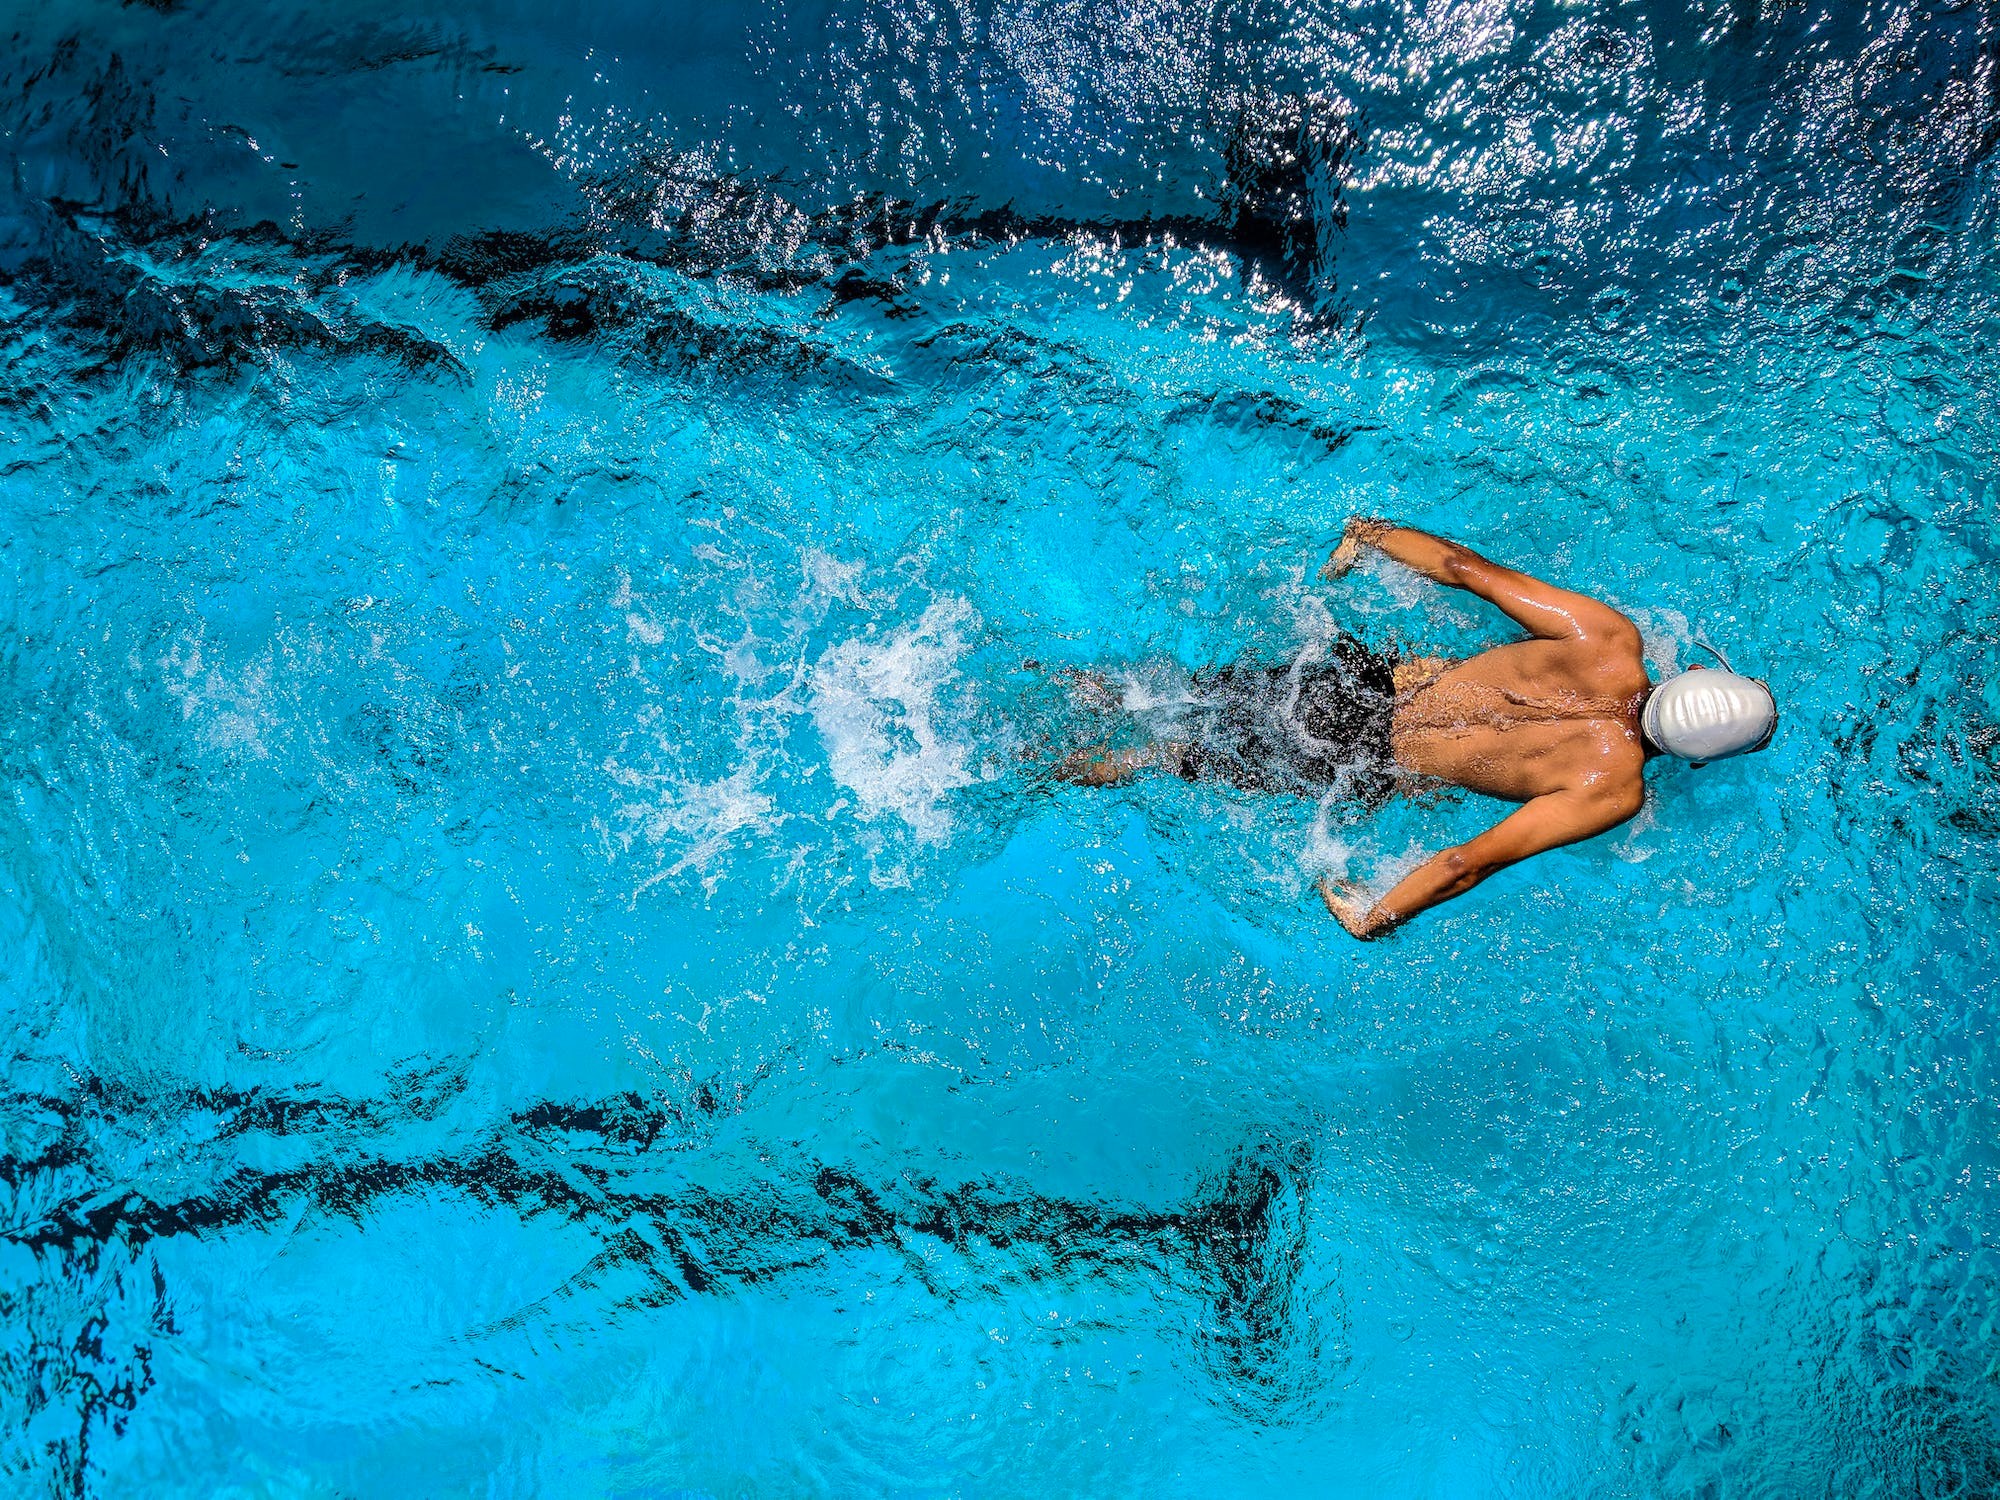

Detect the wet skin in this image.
[1055,520,1664,936]
[1316,520,1652,938]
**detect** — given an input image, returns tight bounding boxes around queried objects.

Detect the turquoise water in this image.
[3,1,1998,1494]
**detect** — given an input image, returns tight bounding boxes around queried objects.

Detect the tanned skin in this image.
[1056,518,1657,937]
[1314,519,1650,938]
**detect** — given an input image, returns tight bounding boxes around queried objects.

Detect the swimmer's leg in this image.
[1056,668,1124,711]
[1054,741,1193,787]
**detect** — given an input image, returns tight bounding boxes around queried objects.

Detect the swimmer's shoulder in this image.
[1552,744,1646,831]
[1566,590,1645,647]
[1562,610,1648,693]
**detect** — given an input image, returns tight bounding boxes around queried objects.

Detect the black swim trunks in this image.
[1179,636,1403,806]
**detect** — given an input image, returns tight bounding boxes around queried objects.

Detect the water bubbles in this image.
[1552,351,1628,427]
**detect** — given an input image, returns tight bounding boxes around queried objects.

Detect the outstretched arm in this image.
[1324,519,1637,644]
[1318,784,1642,939]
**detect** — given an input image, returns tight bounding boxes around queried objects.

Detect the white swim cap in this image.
[1641,669,1777,762]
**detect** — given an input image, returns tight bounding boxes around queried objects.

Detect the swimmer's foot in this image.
[1055,744,1140,786]
[1322,516,1393,579]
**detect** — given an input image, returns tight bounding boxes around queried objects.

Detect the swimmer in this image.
[1057,519,1778,938]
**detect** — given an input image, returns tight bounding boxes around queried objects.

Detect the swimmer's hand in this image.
[1321,517,1394,580]
[1318,876,1380,940]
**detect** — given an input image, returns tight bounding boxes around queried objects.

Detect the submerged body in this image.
[1176,640,1405,806]
[1062,520,1716,937]
[1307,522,1653,936]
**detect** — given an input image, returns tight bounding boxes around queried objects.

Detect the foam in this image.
[161,634,275,759]
[810,597,981,845]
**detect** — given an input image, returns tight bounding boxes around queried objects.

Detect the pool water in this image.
[3,1,1997,1494]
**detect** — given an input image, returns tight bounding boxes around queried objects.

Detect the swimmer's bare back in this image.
[1318,519,1649,939]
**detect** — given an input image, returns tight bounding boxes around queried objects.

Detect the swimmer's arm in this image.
[1318,785,1641,939]
[1324,520,1637,644]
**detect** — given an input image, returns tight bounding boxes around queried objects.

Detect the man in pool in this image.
[1059,518,1778,939]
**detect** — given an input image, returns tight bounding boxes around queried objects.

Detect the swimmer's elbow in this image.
[1436,847,1495,895]
[1438,545,1484,588]
[1591,783,1646,828]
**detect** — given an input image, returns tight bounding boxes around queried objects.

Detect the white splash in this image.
[1626,605,1689,676]
[1369,840,1435,893]
[603,560,793,892]
[1303,801,1360,878]
[1301,812,1432,897]
[611,761,781,895]
[1364,552,1435,611]
[1610,794,1659,863]
[1113,666,1195,714]
[810,597,980,845]
[798,547,869,609]
[161,634,274,758]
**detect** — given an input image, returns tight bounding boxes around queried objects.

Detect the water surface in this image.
[2,1,1997,1494]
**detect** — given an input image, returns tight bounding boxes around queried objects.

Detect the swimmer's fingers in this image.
[1321,536,1362,579]
[1323,517,1389,579]
[1316,876,1376,938]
